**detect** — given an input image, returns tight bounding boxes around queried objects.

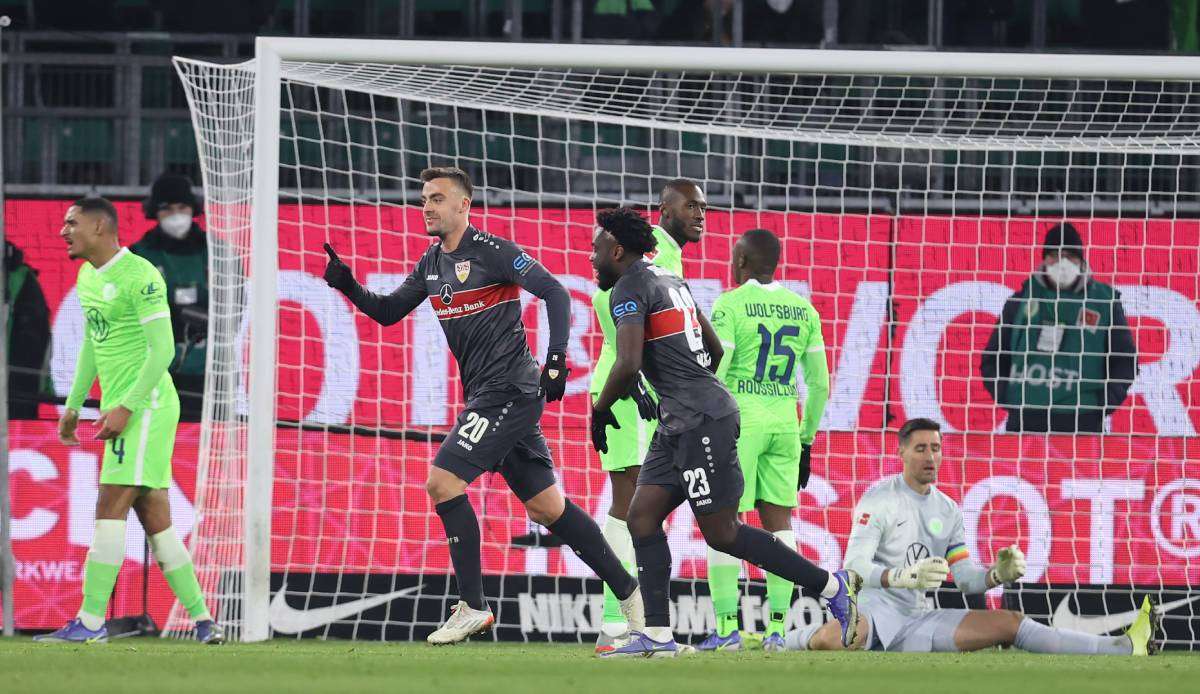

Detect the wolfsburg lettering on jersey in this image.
[743,303,809,321]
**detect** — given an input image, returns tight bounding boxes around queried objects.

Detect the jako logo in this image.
[513,253,534,272]
[613,301,638,318]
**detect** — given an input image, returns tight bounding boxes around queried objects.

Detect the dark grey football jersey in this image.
[609,259,738,434]
[347,226,569,407]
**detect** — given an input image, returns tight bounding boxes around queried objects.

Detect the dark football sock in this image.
[730,523,829,595]
[547,499,638,600]
[435,495,486,611]
[632,530,673,628]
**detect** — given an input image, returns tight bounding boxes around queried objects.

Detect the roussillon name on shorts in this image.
[734,378,797,397]
[743,302,809,321]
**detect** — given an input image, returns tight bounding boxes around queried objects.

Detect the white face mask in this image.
[160,213,192,240]
[1046,258,1081,288]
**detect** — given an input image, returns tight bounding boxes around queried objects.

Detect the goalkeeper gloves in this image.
[540,351,570,402]
[797,442,812,490]
[323,243,359,296]
[988,544,1026,585]
[591,406,619,454]
[626,374,658,421]
[887,557,949,590]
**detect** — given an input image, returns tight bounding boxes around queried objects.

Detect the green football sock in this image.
[766,530,797,636]
[150,527,212,622]
[602,515,634,628]
[78,519,127,630]
[707,547,741,637]
[165,562,211,621]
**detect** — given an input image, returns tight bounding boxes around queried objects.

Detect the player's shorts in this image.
[432,394,557,502]
[736,430,800,512]
[99,396,180,489]
[592,393,656,472]
[638,412,743,515]
[864,606,970,653]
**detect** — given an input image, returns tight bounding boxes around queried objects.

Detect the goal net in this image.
[171,40,1200,646]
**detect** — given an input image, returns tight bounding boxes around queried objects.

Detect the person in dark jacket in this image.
[131,174,209,421]
[4,240,52,419]
[981,223,1138,433]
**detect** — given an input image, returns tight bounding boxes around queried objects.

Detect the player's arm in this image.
[324,243,427,326]
[946,507,1025,592]
[60,331,98,445]
[591,281,647,452]
[708,293,737,382]
[696,309,723,374]
[491,240,572,400]
[797,305,830,446]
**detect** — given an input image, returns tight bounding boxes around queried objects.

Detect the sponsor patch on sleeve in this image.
[612,300,640,319]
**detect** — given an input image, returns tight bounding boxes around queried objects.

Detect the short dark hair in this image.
[660,177,700,202]
[420,166,473,199]
[597,207,657,255]
[73,196,119,229]
[898,417,941,447]
[740,228,781,273]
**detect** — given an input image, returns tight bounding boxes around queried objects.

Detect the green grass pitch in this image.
[1,638,1196,694]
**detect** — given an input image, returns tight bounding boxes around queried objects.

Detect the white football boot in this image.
[426,601,496,645]
[619,585,646,634]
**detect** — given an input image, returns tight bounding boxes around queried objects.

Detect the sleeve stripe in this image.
[806,345,825,353]
[139,311,171,325]
[721,340,735,349]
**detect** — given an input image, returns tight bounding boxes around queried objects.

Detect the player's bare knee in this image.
[1000,610,1024,644]
[425,473,465,503]
[523,491,565,526]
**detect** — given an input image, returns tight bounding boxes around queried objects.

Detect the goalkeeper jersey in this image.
[71,248,177,411]
[709,279,828,439]
[590,225,683,396]
[844,475,988,623]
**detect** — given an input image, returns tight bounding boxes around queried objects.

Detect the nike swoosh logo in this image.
[1051,594,1200,635]
[269,585,423,634]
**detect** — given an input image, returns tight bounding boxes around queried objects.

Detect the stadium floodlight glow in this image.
[173,37,1200,645]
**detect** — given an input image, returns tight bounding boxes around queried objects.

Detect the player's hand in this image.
[989,545,1026,584]
[627,375,658,421]
[888,557,949,590]
[95,405,133,441]
[540,350,570,402]
[58,408,81,446]
[797,442,812,490]
[322,243,358,296]
[591,406,620,454]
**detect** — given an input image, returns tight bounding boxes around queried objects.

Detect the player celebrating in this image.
[323,166,643,645]
[589,178,707,652]
[589,207,859,658]
[699,228,830,652]
[786,417,1158,656]
[36,197,222,644]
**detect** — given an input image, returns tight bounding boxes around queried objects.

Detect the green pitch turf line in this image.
[1,639,1195,694]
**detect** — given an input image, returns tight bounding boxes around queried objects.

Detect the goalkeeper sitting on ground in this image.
[786,417,1158,656]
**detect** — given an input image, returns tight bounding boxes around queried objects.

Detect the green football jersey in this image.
[74,248,178,410]
[710,279,829,440]
[590,225,684,395]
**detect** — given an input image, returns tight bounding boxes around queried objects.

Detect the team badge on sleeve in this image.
[455,261,471,283]
[858,512,871,526]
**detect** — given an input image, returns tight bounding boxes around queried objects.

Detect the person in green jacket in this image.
[131,174,209,421]
[981,223,1138,433]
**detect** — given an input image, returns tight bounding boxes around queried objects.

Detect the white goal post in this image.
[173,38,1200,644]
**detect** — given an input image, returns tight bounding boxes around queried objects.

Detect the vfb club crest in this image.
[455,261,471,283]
